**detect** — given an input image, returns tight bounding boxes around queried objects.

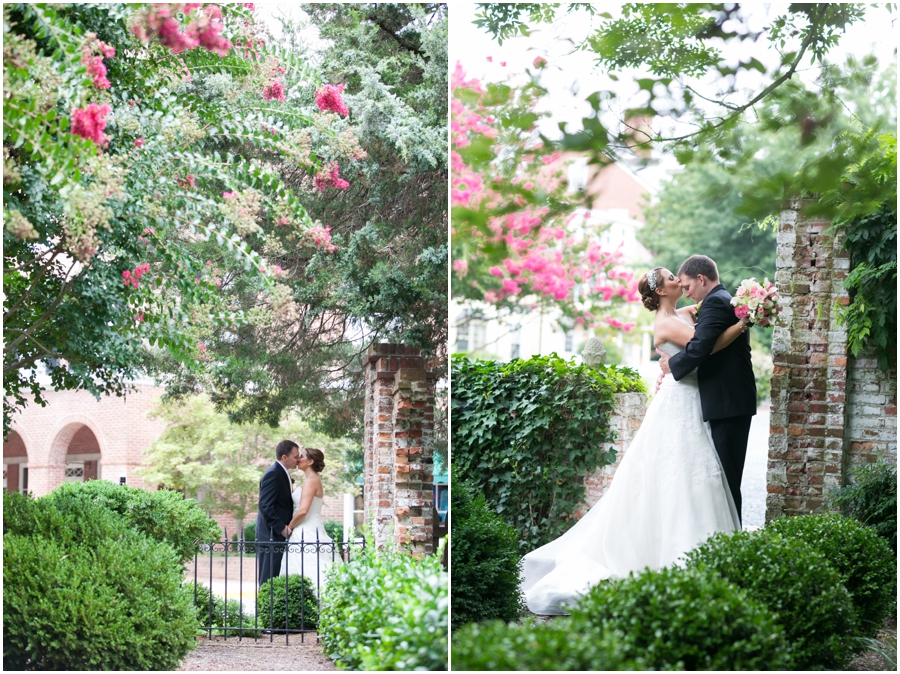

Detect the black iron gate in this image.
[192,533,366,643]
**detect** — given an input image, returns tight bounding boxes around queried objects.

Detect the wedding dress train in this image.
[279,490,339,590]
[520,341,739,615]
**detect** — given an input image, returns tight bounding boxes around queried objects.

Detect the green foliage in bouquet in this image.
[451,353,645,553]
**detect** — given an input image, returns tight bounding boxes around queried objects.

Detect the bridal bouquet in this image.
[732,278,781,327]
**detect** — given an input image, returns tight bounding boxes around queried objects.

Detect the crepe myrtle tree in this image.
[150,3,450,432]
[3,3,362,435]
[451,63,642,335]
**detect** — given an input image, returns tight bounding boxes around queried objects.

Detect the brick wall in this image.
[5,384,169,495]
[363,343,437,557]
[766,201,897,522]
[579,391,647,516]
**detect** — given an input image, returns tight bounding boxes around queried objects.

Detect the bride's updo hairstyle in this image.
[304,447,325,473]
[638,267,665,312]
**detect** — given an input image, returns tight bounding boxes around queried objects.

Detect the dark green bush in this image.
[828,461,897,553]
[569,566,792,670]
[243,520,256,542]
[451,619,649,671]
[450,480,524,630]
[320,546,448,670]
[192,583,260,636]
[767,513,897,637]
[257,574,319,630]
[44,480,221,562]
[451,353,645,553]
[3,494,196,670]
[685,530,858,670]
[324,519,343,542]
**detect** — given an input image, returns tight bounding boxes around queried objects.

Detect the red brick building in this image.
[3,382,348,536]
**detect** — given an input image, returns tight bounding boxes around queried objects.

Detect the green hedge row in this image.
[4,482,220,670]
[451,353,646,553]
[452,513,896,671]
[319,544,448,670]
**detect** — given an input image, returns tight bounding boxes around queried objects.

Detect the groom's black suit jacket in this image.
[668,283,757,421]
[256,462,294,542]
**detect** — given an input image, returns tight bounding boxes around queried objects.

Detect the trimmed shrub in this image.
[569,566,792,670]
[452,353,645,553]
[451,619,649,671]
[767,513,897,637]
[257,574,319,630]
[192,583,260,636]
[43,480,221,562]
[451,480,524,630]
[685,530,859,670]
[324,519,343,542]
[243,520,256,542]
[320,546,448,670]
[828,461,897,553]
[3,493,196,670]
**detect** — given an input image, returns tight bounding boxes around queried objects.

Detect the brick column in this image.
[579,391,647,515]
[767,201,850,520]
[363,344,436,556]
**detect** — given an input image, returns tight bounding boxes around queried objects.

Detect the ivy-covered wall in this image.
[767,200,897,522]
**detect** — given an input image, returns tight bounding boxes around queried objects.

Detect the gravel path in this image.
[176,635,338,671]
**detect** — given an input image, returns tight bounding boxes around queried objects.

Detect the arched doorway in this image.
[3,431,29,493]
[65,426,102,483]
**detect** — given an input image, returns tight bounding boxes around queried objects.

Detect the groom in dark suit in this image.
[256,440,301,588]
[657,255,757,524]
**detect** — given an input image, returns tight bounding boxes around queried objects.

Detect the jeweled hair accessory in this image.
[647,269,658,291]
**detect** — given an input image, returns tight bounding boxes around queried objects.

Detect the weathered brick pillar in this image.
[766,200,896,522]
[363,343,437,556]
[579,391,647,516]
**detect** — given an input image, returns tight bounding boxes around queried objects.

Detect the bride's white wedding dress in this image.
[279,488,339,589]
[521,340,739,615]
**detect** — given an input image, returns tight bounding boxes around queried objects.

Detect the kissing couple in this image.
[256,440,338,591]
[522,254,757,615]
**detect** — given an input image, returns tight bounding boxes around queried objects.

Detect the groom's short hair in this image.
[679,255,719,281]
[275,440,299,460]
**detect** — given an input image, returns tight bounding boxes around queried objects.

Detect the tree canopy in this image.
[3,3,448,437]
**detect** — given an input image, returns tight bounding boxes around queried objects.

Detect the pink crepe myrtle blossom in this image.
[134,137,145,148]
[263,79,286,102]
[132,4,231,56]
[314,84,349,116]
[307,225,337,253]
[83,54,111,89]
[451,63,642,331]
[122,263,151,289]
[314,163,350,191]
[71,103,111,146]
[533,56,547,68]
[223,191,237,199]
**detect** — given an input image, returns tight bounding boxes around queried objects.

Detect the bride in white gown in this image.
[521,267,750,615]
[279,447,339,590]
